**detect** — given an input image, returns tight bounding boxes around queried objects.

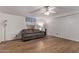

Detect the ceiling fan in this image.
[41,6,56,15]
[30,6,56,15]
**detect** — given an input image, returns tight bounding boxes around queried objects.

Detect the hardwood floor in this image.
[0,36,79,53]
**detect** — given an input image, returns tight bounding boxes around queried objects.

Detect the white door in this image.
[0,19,5,42]
[0,24,1,42]
[0,20,3,42]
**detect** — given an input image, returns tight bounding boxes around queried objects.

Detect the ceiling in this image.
[0,6,78,17]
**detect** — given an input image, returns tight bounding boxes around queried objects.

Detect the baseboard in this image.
[0,35,79,44]
[47,35,79,42]
[0,39,20,44]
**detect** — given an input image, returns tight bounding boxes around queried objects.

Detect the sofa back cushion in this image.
[22,29,41,34]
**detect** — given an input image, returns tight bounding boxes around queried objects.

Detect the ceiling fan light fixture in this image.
[44,11,50,15]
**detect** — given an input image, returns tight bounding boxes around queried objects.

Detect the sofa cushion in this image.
[33,29,40,33]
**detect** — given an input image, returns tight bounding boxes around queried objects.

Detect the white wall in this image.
[36,17,51,27]
[1,11,79,42]
[47,13,79,42]
[0,12,25,42]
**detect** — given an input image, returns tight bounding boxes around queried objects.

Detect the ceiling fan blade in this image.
[49,10,56,13]
[30,7,43,14]
[48,6,56,9]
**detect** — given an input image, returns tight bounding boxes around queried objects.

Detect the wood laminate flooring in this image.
[0,36,79,53]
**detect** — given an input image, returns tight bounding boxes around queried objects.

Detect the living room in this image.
[0,6,79,52]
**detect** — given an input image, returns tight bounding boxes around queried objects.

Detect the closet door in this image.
[0,24,1,42]
[0,19,5,42]
[0,20,3,42]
